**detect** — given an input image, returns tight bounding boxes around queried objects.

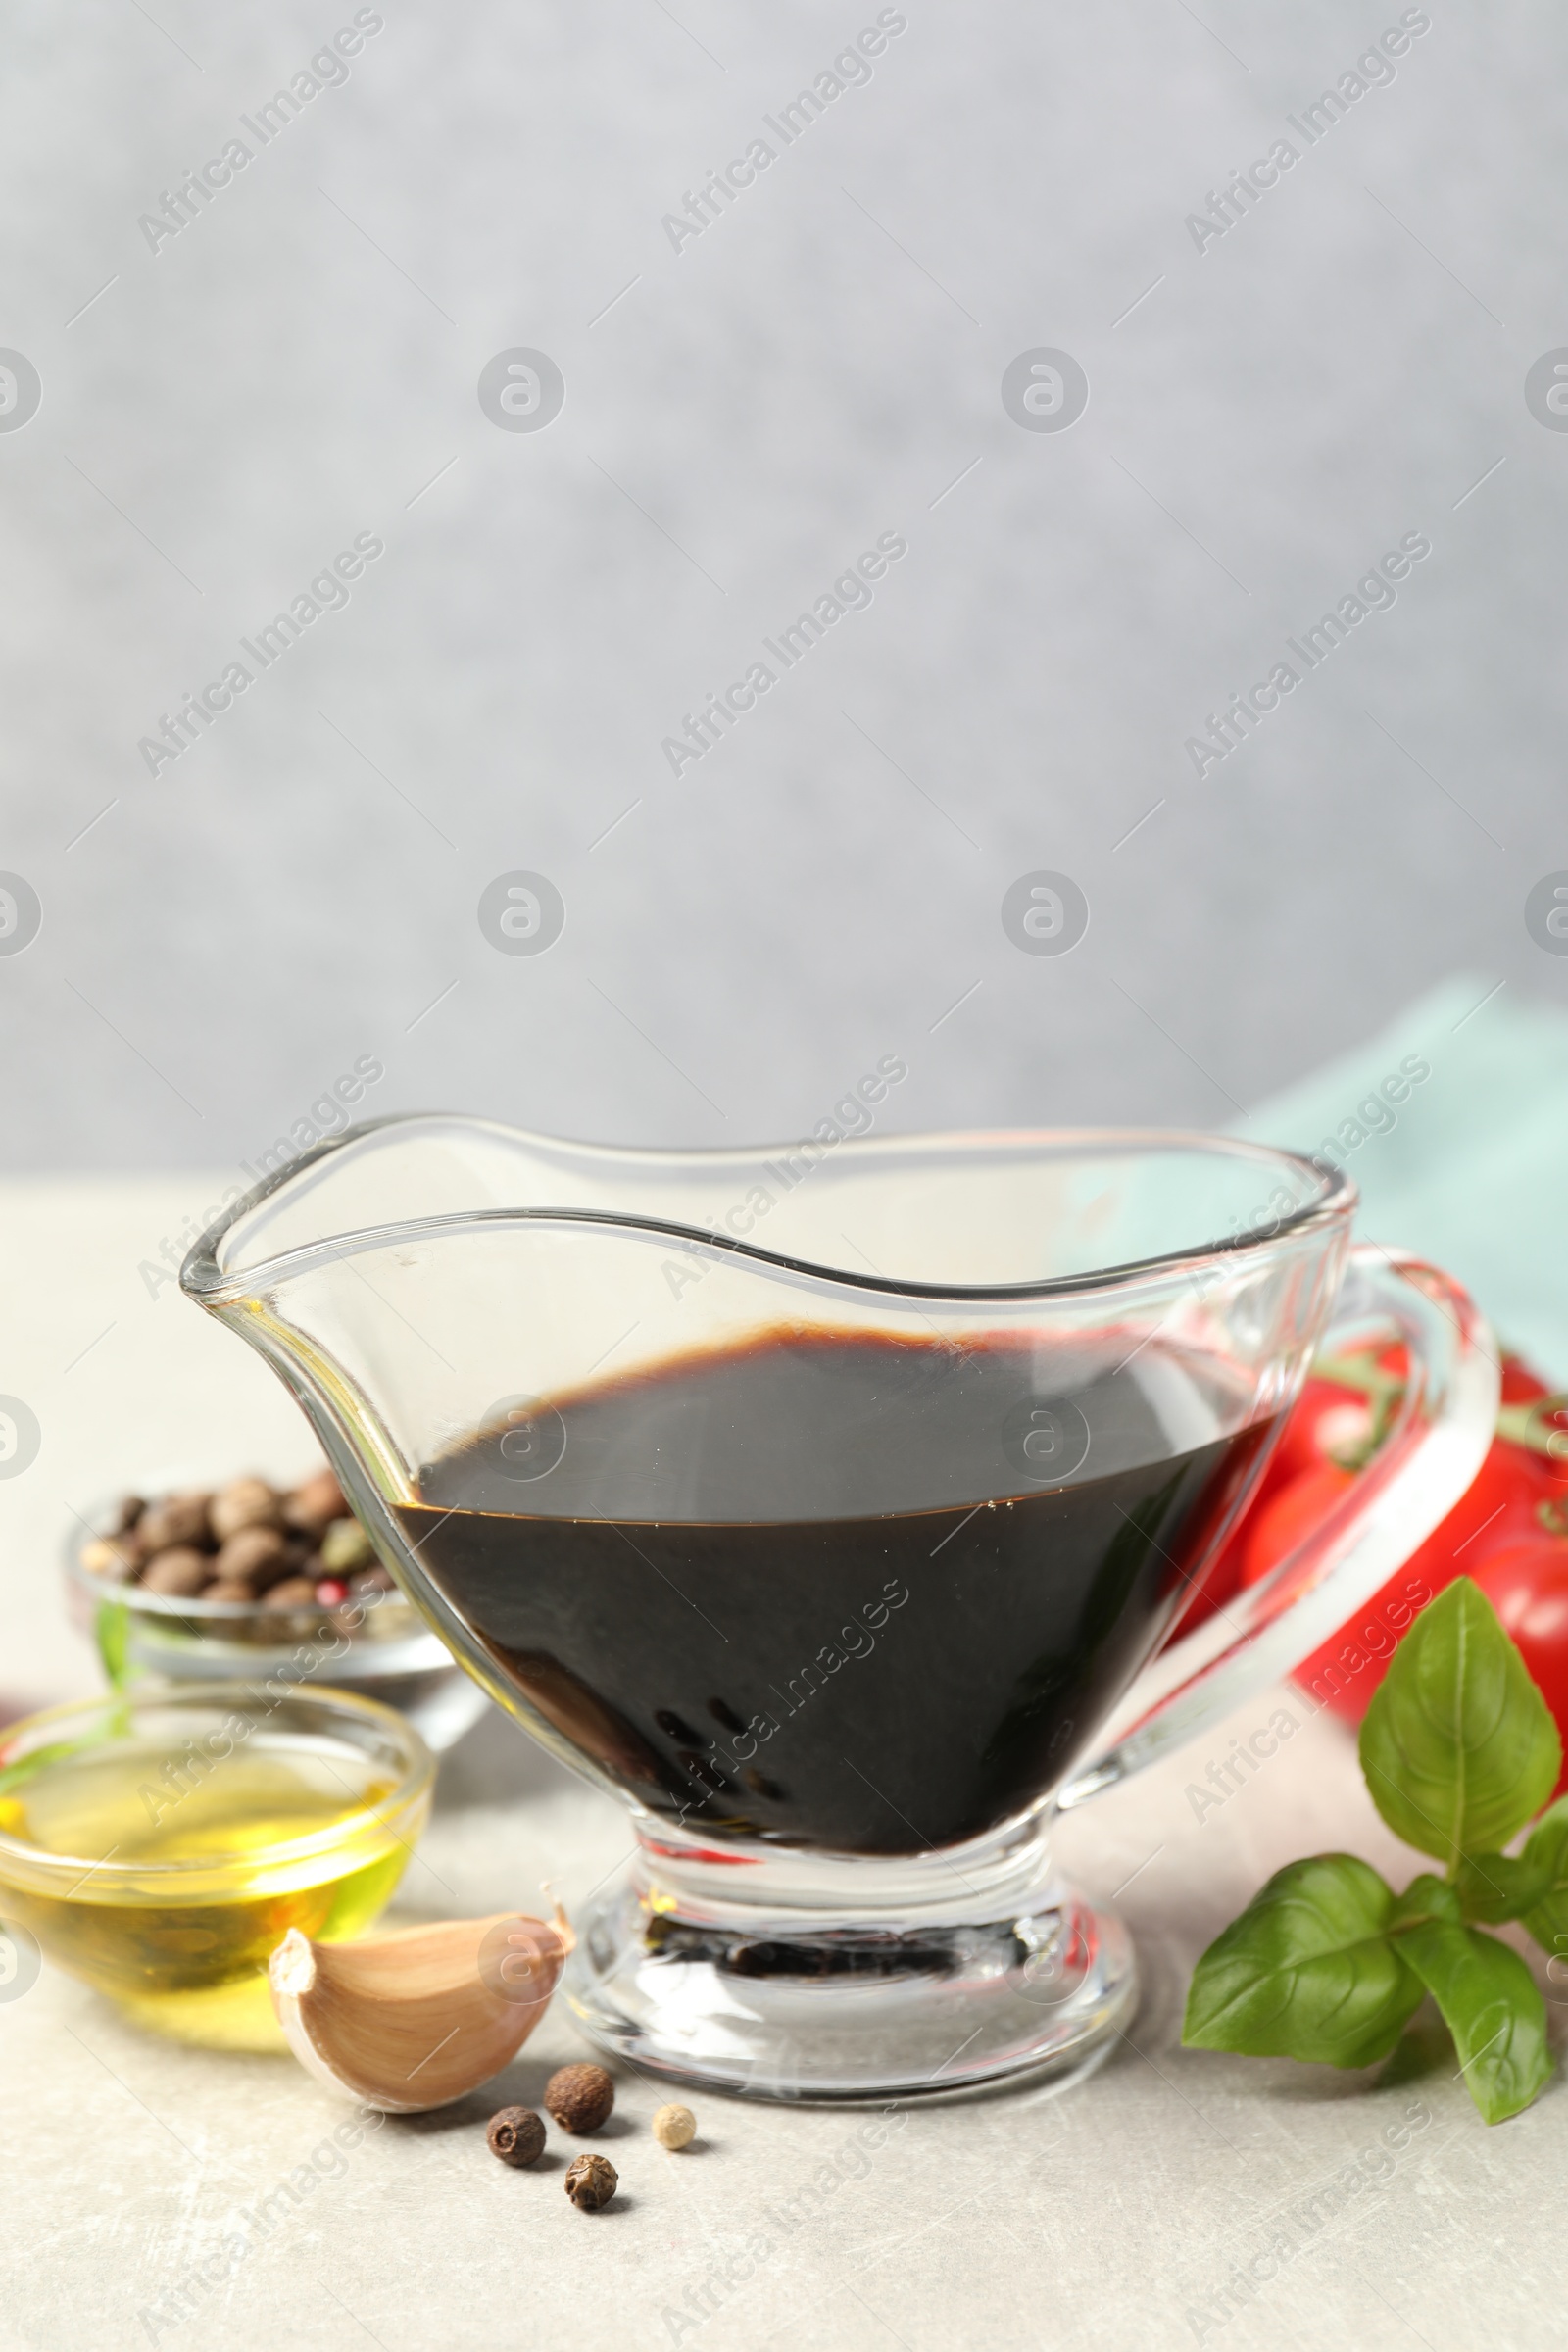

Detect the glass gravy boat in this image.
[183,1117,1495,2102]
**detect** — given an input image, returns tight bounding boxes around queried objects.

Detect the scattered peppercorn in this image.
[564,2153,617,2210]
[486,2106,546,2168]
[545,2061,615,2133]
[651,2103,696,2150]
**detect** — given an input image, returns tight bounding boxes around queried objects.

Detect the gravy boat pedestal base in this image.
[565,1817,1136,2103]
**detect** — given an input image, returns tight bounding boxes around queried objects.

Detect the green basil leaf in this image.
[94,1596,130,1690]
[1358,1577,1560,1864]
[1454,1849,1553,1925]
[1515,1797,1568,1962]
[1375,2009,1454,2090]
[1525,1793,1568,1854]
[1452,1800,1568,1927]
[1394,1919,1551,2125]
[1183,1854,1421,2069]
[1390,1872,1463,1931]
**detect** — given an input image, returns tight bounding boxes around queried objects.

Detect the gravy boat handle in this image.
[1055,1244,1498,1808]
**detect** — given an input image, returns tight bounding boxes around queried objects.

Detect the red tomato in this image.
[1177,1369,1372,1636]
[1502,1356,1553,1406]
[1240,1411,1556,1725]
[1475,1532,1568,1800]
[1178,1456,1287,1634]
[1270,1377,1375,1488]
[1174,1353,1568,1717]
[1241,1460,1358,1592]
[1406,1435,1549,1590]
[1498,1378,1568,1489]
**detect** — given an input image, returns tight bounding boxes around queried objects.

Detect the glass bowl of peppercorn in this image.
[64,1465,491,1753]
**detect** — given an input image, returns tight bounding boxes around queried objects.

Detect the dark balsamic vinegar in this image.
[396,1331,1275,1855]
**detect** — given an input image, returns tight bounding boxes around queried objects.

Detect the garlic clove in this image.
[270,1903,573,2113]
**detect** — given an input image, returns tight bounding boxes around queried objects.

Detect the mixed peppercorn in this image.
[78,1469,396,1615]
[483,2066,699,2209]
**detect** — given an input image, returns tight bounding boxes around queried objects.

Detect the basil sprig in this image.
[1183,1578,1562,2124]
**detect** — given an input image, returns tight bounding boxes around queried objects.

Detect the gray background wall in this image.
[2,0,1563,1172]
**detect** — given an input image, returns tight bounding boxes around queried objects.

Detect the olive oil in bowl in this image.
[0,1687,433,2047]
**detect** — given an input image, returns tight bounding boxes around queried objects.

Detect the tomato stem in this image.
[1312,1346,1568,1468]
[1309,1347,1406,1471]
[1310,1348,1404,1401]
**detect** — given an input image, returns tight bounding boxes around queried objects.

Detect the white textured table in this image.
[1,1181,1560,2352]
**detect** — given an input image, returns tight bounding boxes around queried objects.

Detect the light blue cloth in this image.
[1234,976,1568,1385]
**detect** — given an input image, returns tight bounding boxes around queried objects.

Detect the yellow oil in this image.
[0,1738,418,2048]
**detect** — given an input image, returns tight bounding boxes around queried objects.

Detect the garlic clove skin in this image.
[270,1905,572,2113]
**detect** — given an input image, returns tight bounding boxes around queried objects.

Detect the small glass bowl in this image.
[0,1684,433,2048]
[65,1488,490,1753]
